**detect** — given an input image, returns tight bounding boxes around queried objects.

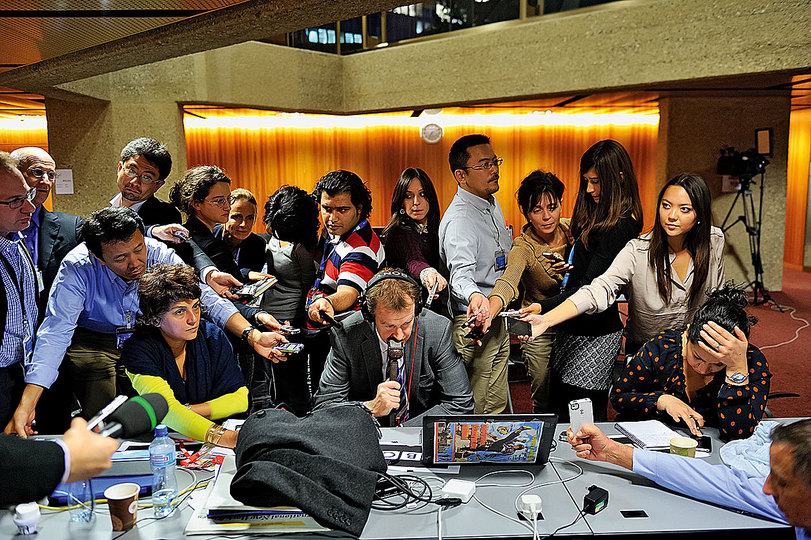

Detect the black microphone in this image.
[98,393,169,438]
[387,338,404,426]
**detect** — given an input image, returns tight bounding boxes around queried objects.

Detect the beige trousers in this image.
[452,315,510,414]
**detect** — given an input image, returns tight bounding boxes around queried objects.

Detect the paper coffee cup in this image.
[670,437,698,458]
[104,482,140,531]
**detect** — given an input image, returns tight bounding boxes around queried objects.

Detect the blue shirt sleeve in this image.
[632,448,786,524]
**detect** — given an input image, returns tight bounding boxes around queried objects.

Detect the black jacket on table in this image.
[539,216,641,336]
[0,435,65,506]
[611,328,772,441]
[314,309,475,424]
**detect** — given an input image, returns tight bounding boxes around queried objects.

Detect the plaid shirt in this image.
[0,234,37,367]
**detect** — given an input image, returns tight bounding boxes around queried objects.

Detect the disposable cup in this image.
[670,436,698,458]
[104,483,140,531]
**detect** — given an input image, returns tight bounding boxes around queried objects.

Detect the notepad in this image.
[615,420,682,451]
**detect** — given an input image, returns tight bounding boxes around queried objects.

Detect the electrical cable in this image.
[539,509,586,539]
[758,302,809,350]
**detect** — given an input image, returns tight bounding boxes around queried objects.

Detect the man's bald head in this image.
[10,147,56,208]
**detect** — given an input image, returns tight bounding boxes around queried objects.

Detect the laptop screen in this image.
[423,414,557,466]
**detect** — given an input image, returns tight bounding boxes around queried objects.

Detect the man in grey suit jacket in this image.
[315,270,474,425]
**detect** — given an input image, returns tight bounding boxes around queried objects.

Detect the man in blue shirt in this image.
[568,421,811,539]
[5,207,288,437]
[0,153,38,428]
[439,134,513,414]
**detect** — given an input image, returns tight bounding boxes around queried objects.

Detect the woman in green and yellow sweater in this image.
[122,263,248,448]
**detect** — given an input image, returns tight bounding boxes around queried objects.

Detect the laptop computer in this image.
[421,414,557,466]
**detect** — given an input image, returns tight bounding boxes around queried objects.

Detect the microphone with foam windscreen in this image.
[97,393,169,438]
[387,338,404,426]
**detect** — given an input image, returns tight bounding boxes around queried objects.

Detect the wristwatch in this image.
[726,371,749,384]
[241,325,258,344]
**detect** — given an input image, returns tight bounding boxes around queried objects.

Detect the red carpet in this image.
[508,264,811,418]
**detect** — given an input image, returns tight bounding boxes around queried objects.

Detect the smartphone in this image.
[464,327,485,341]
[542,252,565,264]
[279,324,301,335]
[695,435,712,453]
[504,316,532,337]
[273,342,304,354]
[171,230,189,242]
[569,398,594,435]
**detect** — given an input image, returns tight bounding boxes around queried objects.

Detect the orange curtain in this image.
[784,108,811,268]
[184,109,659,235]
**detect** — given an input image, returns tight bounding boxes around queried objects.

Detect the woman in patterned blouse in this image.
[611,285,771,441]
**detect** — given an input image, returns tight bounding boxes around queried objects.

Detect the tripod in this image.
[720,172,774,306]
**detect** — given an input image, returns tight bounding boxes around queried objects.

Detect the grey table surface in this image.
[0,421,799,539]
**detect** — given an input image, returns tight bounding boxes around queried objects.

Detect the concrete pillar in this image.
[45,97,186,218]
[656,92,791,292]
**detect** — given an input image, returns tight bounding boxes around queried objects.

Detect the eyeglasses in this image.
[205,196,230,207]
[122,167,159,184]
[28,167,55,181]
[0,187,37,209]
[462,158,503,171]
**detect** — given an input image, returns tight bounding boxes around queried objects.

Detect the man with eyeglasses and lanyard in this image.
[0,152,38,428]
[439,134,513,414]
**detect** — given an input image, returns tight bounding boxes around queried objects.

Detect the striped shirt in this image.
[311,220,384,311]
[0,234,37,368]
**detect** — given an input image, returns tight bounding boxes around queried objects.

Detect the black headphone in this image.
[359,269,426,323]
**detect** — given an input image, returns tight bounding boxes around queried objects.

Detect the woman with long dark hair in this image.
[522,139,643,421]
[521,173,724,355]
[611,285,769,441]
[382,167,448,301]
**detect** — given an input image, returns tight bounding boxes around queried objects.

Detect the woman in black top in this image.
[524,140,643,421]
[611,285,770,441]
[215,188,268,281]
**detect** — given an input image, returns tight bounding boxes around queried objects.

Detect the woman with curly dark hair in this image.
[122,264,247,448]
[610,284,770,441]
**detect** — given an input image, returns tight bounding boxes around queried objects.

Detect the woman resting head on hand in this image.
[611,284,771,441]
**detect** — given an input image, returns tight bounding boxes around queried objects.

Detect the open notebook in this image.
[615,420,682,451]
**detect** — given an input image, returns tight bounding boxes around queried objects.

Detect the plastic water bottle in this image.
[149,424,177,517]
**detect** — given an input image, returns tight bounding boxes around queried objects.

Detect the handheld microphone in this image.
[387,338,404,426]
[97,393,169,438]
[320,310,343,329]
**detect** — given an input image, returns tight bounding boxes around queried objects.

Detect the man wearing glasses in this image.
[110,137,181,225]
[0,152,38,428]
[11,147,83,305]
[439,134,513,414]
[111,137,240,298]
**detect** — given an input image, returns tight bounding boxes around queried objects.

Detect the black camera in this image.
[717,146,769,180]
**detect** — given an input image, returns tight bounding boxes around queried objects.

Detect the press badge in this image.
[115,326,135,349]
[35,268,45,294]
[495,249,507,271]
